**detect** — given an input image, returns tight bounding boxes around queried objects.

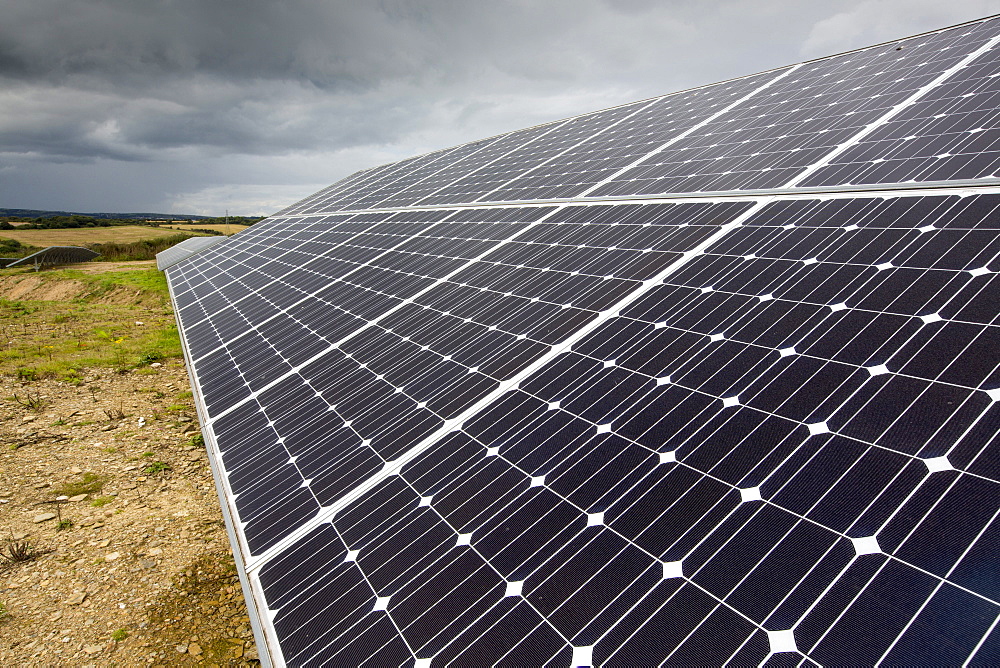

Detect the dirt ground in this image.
[0,281,260,665]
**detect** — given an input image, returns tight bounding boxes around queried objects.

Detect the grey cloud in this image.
[0,0,995,214]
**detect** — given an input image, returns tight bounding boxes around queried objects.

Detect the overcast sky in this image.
[1,0,996,216]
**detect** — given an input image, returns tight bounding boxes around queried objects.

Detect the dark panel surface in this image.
[248,192,1000,665]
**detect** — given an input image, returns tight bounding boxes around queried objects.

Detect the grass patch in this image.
[54,472,107,497]
[111,628,128,642]
[89,496,114,508]
[0,271,181,379]
[87,233,206,262]
[144,461,171,475]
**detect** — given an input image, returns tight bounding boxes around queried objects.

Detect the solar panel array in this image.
[7,246,99,269]
[156,235,228,271]
[166,15,1000,668]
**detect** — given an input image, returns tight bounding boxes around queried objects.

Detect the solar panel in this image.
[6,246,100,269]
[167,15,1000,667]
[156,235,229,271]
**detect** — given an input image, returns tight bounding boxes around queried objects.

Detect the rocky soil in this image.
[0,364,260,666]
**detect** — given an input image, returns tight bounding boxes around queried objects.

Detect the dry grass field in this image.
[164,224,248,235]
[0,226,209,247]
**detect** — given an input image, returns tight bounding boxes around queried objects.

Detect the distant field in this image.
[0,225,207,246]
[165,223,248,234]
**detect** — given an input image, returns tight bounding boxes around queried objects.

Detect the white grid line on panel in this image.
[184,222,519,363]
[574,65,804,199]
[172,215,434,315]
[175,215,477,322]
[402,118,596,208]
[193,182,1000,667]
[467,97,667,203]
[784,32,1000,189]
[320,146,494,213]
[366,116,601,209]
[168,221,349,311]
[244,200,772,572]
[263,178,1000,221]
[199,209,565,429]
[967,614,1000,668]
[411,427,810,663]
[459,385,1000,659]
[350,133,521,211]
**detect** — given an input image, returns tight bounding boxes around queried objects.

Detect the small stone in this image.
[176,644,188,653]
[67,592,87,605]
[33,512,57,523]
[150,362,161,367]
[188,642,202,656]
[33,482,49,489]
[147,548,163,556]
[71,466,83,474]
[83,644,102,655]
[49,611,63,621]
[139,559,156,569]
[105,551,121,561]
[69,494,88,502]
[11,532,27,540]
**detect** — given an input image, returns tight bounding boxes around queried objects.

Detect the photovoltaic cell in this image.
[174,202,752,554]
[480,69,787,203]
[801,35,1000,186]
[156,235,228,271]
[166,14,1000,667]
[252,192,1000,666]
[592,18,1000,198]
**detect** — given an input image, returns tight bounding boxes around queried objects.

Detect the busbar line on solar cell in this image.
[276,166,386,216]
[318,146,492,213]
[175,213,480,356]
[189,207,562,427]
[349,136,522,212]
[375,98,664,210]
[170,208,545,322]
[785,31,1000,189]
[404,98,669,208]
[234,190,996,664]
[274,176,1000,219]
[571,65,803,200]
[170,210,515,342]
[801,39,1000,187]
[394,115,617,208]
[475,70,790,206]
[287,151,460,215]
[333,123,573,212]
[588,18,1000,200]
[390,426,947,665]
[242,199,768,571]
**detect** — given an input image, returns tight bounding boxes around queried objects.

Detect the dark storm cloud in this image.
[0,0,996,213]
